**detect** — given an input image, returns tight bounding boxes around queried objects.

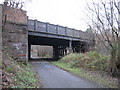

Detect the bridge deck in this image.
[28,19,94,42]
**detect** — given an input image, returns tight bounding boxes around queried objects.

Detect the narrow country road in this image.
[30,61,105,88]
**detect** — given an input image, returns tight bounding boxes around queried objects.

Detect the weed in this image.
[6,67,14,73]
[3,49,41,88]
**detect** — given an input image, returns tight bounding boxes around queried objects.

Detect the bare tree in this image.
[3,0,30,9]
[86,0,120,77]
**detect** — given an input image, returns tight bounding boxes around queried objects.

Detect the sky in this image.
[0,0,95,31]
[25,0,89,31]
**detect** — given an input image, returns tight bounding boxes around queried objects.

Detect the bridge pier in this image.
[2,4,28,62]
[59,46,62,58]
[59,46,66,57]
[54,46,67,59]
[28,44,31,60]
[65,47,67,55]
[61,46,64,57]
[53,46,59,60]
[63,46,66,56]
[58,46,60,58]
[69,40,73,53]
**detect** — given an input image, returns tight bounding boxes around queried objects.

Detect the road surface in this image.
[30,61,105,88]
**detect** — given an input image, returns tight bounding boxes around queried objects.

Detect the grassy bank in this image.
[2,49,41,88]
[52,51,118,88]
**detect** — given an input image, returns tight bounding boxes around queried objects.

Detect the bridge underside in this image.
[28,35,90,60]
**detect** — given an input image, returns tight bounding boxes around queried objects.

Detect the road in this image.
[30,61,105,88]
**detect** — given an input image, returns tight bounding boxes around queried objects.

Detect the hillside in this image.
[52,51,118,88]
[2,48,41,88]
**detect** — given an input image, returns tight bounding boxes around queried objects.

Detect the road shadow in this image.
[29,58,58,62]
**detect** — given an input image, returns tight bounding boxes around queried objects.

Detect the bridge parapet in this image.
[28,19,94,42]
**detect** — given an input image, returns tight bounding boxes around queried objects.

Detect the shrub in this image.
[60,51,110,72]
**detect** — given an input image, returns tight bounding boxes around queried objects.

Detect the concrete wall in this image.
[2,4,28,62]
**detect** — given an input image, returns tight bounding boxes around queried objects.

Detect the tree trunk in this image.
[109,48,118,77]
[118,37,120,88]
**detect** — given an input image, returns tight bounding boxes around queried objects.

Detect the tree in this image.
[86,0,120,77]
[3,0,30,9]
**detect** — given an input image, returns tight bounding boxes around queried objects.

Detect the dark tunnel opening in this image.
[28,35,89,61]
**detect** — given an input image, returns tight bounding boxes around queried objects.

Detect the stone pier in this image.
[2,4,28,62]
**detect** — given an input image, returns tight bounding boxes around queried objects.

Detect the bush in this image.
[60,51,110,72]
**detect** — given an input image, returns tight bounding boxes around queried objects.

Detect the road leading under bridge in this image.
[30,61,105,88]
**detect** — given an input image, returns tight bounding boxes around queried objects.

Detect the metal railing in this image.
[28,19,94,41]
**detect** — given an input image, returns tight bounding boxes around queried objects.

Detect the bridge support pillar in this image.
[63,46,67,56]
[63,47,65,56]
[59,46,62,58]
[65,47,67,55]
[53,46,59,60]
[59,46,65,57]
[61,46,64,57]
[28,44,31,60]
[60,48,62,57]
[2,4,28,63]
[69,40,73,53]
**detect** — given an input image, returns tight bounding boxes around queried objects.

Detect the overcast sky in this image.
[0,0,95,31]
[25,0,90,31]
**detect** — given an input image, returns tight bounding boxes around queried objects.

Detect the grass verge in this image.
[52,53,118,88]
[2,49,41,88]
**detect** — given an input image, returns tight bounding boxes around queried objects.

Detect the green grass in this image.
[52,51,118,88]
[60,51,110,71]
[52,61,86,77]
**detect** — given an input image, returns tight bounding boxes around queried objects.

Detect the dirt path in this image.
[30,61,105,88]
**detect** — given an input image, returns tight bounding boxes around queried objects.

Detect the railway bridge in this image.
[1,4,95,62]
[28,19,94,60]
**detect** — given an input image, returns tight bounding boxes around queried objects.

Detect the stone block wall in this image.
[2,4,28,62]
[2,5,27,24]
